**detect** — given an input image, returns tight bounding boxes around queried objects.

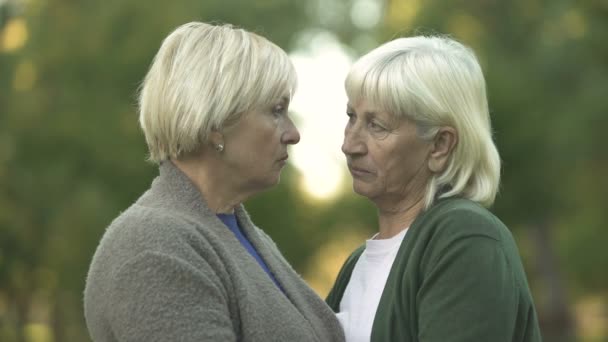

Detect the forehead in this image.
[347,99,394,120]
[347,98,422,137]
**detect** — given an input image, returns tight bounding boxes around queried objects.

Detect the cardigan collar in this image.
[141,160,255,224]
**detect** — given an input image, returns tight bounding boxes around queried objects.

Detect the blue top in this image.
[217,213,284,292]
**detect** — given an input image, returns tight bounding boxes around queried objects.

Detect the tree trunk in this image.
[530,219,576,342]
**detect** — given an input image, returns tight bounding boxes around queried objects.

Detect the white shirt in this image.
[336,228,408,342]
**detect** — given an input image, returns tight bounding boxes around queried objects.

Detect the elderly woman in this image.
[326,36,542,341]
[84,22,344,342]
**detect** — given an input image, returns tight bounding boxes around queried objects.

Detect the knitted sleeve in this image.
[416,216,520,341]
[107,251,237,342]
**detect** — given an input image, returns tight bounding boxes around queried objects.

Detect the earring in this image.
[215,144,224,152]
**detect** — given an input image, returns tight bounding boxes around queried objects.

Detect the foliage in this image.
[1,0,606,340]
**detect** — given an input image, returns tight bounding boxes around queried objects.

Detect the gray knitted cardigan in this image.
[84,161,344,342]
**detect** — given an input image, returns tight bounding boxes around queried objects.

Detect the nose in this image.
[341,123,366,156]
[281,117,301,145]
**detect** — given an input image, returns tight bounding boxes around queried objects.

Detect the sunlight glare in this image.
[1,18,28,52]
[351,0,382,30]
[289,32,353,200]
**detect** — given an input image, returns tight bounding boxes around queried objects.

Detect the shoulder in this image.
[407,198,524,276]
[108,204,201,249]
[91,202,216,277]
[418,197,508,242]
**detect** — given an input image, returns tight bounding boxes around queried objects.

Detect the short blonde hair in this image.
[345,36,500,208]
[138,22,297,163]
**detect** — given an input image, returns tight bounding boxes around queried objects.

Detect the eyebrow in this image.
[346,104,379,117]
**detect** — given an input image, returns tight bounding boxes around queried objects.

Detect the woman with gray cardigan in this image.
[84,22,344,342]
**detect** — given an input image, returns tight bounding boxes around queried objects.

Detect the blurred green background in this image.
[1,0,607,341]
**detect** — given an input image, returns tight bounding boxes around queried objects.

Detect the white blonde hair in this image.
[346,36,500,208]
[138,22,297,163]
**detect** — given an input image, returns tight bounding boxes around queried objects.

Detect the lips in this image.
[348,164,373,177]
[277,155,289,162]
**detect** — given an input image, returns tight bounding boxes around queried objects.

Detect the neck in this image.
[374,195,425,239]
[171,156,249,214]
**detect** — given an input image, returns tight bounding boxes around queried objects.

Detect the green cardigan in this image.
[326,198,542,342]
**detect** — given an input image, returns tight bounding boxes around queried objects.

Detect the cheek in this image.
[255,130,282,159]
[380,148,424,181]
[247,127,273,147]
[379,158,403,186]
[259,123,279,142]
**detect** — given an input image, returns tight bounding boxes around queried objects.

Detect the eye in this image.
[272,104,287,117]
[346,111,356,123]
[368,120,386,132]
[345,111,356,129]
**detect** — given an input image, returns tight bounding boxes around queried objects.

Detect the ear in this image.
[428,127,458,173]
[208,130,225,150]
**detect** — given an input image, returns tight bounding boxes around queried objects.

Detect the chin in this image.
[266,174,281,188]
[248,175,282,195]
[273,175,281,185]
[352,182,374,198]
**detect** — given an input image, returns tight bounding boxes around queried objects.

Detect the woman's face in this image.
[342,99,432,205]
[220,97,300,194]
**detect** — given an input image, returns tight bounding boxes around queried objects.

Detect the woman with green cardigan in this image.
[326,36,542,341]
